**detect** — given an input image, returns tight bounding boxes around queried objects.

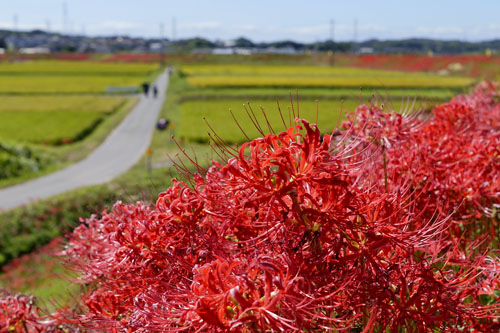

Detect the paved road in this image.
[0,69,170,211]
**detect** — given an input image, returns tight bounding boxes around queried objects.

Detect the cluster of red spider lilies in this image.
[2,83,500,331]
[346,54,500,75]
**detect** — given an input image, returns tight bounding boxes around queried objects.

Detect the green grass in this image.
[0,110,107,144]
[177,98,436,144]
[0,96,126,145]
[0,60,160,76]
[0,60,163,94]
[0,249,79,312]
[179,87,458,101]
[0,96,126,112]
[0,75,148,94]
[187,75,475,89]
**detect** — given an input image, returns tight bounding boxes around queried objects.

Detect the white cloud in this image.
[359,24,388,33]
[290,24,328,35]
[284,23,389,41]
[95,21,140,30]
[416,26,464,35]
[237,24,258,31]
[82,20,144,36]
[1,16,498,42]
[181,21,221,30]
[412,25,500,40]
[0,21,56,31]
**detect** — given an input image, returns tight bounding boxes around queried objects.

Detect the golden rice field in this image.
[177,64,456,143]
[0,111,106,145]
[187,75,475,89]
[182,64,475,90]
[182,64,436,77]
[0,61,160,76]
[0,76,146,94]
[0,60,159,94]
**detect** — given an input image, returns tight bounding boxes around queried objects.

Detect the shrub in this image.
[0,142,44,180]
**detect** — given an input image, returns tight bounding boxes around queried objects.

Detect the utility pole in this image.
[46,19,51,33]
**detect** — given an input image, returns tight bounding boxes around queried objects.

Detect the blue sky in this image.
[1,0,500,42]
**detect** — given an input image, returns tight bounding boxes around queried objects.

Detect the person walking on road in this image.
[142,82,150,96]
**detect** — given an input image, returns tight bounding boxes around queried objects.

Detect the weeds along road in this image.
[0,69,170,211]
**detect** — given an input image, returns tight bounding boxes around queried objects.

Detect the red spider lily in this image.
[57,96,500,331]
[339,54,500,77]
[341,82,500,247]
[0,289,63,332]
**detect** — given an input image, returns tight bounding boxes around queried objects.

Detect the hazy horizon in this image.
[1,0,500,43]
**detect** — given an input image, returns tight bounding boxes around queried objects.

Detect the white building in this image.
[19,47,50,54]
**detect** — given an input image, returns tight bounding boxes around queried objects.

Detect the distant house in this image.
[234,48,252,55]
[358,47,374,54]
[223,40,236,48]
[149,42,162,51]
[212,48,234,55]
[19,47,50,54]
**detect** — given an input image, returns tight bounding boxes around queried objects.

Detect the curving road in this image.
[0,69,170,211]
